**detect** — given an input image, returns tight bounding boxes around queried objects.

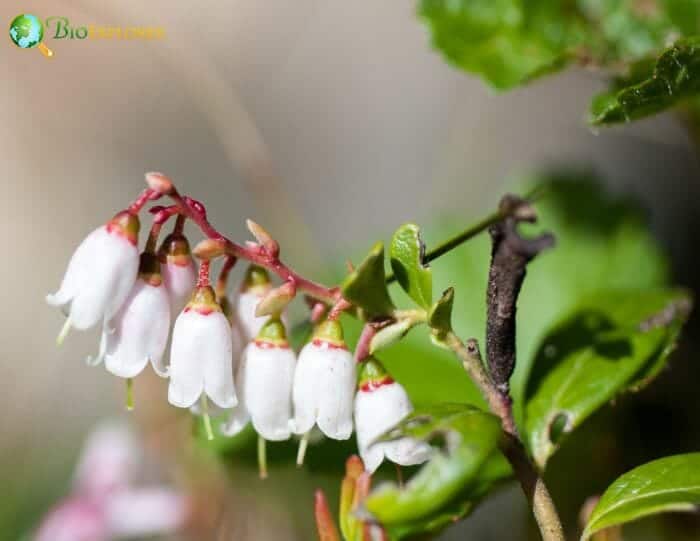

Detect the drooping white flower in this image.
[86,253,170,378]
[47,211,141,341]
[168,285,237,409]
[158,232,197,316]
[354,357,432,474]
[232,264,273,343]
[222,317,296,441]
[292,320,355,440]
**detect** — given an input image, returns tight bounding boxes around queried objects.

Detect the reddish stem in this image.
[128,188,160,213]
[197,259,211,288]
[328,298,352,321]
[163,182,341,304]
[216,255,237,297]
[174,213,186,234]
[145,222,163,253]
[354,324,376,363]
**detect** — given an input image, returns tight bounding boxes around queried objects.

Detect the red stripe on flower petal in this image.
[183,306,215,315]
[359,376,395,392]
[253,339,290,350]
[312,338,348,351]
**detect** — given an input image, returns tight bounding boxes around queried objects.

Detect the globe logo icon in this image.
[9,14,53,57]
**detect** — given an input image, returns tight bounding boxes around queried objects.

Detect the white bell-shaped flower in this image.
[292,320,355,440]
[88,253,171,379]
[222,317,296,441]
[47,211,140,340]
[232,265,273,343]
[354,357,432,474]
[158,232,197,316]
[168,285,236,409]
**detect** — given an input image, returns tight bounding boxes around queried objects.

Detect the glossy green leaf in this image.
[582,453,700,539]
[390,223,433,309]
[341,242,395,319]
[524,288,691,468]
[591,38,700,125]
[363,404,503,534]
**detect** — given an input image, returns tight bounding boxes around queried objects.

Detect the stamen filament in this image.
[200,395,214,441]
[258,436,268,480]
[56,316,72,346]
[125,378,134,411]
[297,431,311,467]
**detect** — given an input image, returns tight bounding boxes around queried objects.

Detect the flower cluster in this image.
[34,421,188,541]
[47,175,431,477]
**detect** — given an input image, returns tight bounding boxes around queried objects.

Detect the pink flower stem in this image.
[354,324,376,363]
[197,259,211,288]
[216,255,237,297]
[128,188,161,213]
[163,183,341,305]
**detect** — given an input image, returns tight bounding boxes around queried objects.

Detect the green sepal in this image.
[256,316,288,345]
[242,264,271,292]
[390,223,433,309]
[313,319,346,347]
[341,242,395,319]
[357,356,389,387]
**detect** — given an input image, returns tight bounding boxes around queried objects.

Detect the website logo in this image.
[9,14,166,58]
[9,14,53,57]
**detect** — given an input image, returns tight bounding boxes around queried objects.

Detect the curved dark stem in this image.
[486,195,555,392]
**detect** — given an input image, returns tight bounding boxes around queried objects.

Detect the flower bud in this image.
[233,264,273,343]
[354,357,431,473]
[158,233,197,316]
[47,210,140,339]
[144,172,174,195]
[222,317,296,441]
[255,281,296,317]
[292,319,355,440]
[246,219,279,258]
[192,238,226,260]
[168,285,236,409]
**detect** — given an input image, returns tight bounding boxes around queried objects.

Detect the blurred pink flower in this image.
[34,422,189,541]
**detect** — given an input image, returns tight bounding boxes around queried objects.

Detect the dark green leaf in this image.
[363,404,504,534]
[582,453,700,539]
[341,242,395,319]
[591,38,700,125]
[524,288,691,468]
[390,223,433,309]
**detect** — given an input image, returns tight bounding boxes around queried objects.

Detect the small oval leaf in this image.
[390,223,433,309]
[341,242,395,319]
[582,453,700,540]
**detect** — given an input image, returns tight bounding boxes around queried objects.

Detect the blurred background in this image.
[3,1,700,540]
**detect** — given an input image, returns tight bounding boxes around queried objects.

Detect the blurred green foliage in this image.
[419,0,700,124]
